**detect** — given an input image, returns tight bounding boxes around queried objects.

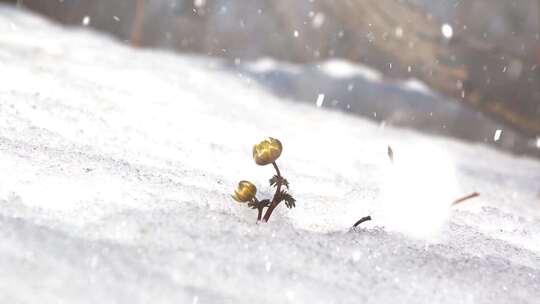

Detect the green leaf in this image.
[269,175,289,189]
[248,199,271,209]
[269,175,279,187]
[281,178,289,189]
[247,200,257,209]
[259,199,271,208]
[280,191,296,209]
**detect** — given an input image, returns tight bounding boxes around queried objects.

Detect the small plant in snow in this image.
[232,137,295,222]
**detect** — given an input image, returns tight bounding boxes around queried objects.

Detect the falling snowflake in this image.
[82,16,90,26]
[441,23,453,39]
[316,94,325,107]
[494,129,502,141]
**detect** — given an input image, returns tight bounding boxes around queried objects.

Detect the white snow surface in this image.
[1,6,540,304]
[318,59,382,81]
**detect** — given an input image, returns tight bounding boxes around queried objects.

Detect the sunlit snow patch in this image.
[319,59,382,81]
[245,57,300,74]
[377,142,459,240]
[15,177,128,212]
[400,79,434,95]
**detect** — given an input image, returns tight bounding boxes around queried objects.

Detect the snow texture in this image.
[1,6,540,304]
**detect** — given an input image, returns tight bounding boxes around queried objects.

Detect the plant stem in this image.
[262,162,283,222]
[251,198,263,222]
[257,208,263,221]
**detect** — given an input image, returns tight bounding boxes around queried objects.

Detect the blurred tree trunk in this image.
[129,0,145,46]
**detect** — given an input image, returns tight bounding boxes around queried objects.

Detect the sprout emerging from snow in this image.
[232,137,295,222]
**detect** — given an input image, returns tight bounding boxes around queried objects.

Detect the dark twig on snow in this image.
[351,215,372,229]
[451,192,480,206]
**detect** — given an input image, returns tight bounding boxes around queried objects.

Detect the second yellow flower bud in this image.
[231,180,257,203]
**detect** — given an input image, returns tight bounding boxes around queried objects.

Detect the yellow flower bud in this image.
[231,181,257,203]
[252,137,282,166]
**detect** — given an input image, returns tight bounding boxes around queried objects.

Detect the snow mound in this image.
[0,6,540,303]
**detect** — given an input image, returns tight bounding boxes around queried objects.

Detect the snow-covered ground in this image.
[1,6,540,304]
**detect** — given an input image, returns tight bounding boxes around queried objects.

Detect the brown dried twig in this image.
[451,192,480,206]
[351,216,372,229]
